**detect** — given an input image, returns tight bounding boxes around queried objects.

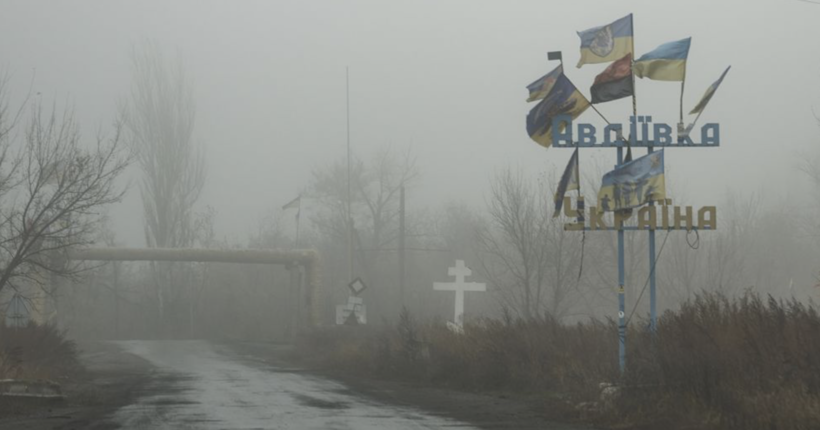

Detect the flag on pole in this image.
[526,64,563,102]
[576,14,633,68]
[634,38,691,82]
[690,66,731,115]
[526,74,590,148]
[553,148,580,217]
[597,150,665,212]
[590,53,633,104]
[282,195,301,218]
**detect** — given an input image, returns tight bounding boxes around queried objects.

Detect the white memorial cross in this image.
[434,260,486,328]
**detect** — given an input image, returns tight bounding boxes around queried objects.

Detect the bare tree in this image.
[120,42,205,249]
[311,147,418,250]
[309,146,418,318]
[475,167,581,320]
[0,101,129,297]
[119,42,206,329]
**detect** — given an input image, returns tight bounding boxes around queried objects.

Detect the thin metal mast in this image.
[347,67,353,284]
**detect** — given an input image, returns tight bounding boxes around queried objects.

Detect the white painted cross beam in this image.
[433,260,485,329]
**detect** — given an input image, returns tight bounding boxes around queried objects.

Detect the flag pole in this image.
[679,81,686,125]
[679,46,688,125]
[346,67,353,284]
[295,195,301,248]
[630,13,637,121]
[617,12,637,377]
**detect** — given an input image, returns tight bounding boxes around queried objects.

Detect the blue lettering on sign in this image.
[551,116,720,147]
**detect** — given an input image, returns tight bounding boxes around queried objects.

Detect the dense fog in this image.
[0,0,818,338]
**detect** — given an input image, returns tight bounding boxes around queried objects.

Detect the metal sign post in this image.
[554,122,719,374]
[532,21,728,376]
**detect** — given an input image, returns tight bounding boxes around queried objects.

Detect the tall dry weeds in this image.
[302,292,820,430]
[0,323,80,380]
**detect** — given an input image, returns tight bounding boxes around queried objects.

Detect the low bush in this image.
[300,293,820,430]
[0,323,80,381]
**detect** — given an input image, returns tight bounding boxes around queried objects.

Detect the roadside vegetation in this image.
[300,292,820,430]
[0,323,79,381]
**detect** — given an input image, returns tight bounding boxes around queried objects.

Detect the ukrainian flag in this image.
[597,151,665,212]
[526,74,589,148]
[690,66,731,114]
[634,38,691,82]
[577,14,633,68]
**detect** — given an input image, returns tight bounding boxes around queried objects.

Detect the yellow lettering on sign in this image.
[563,197,585,230]
[674,206,693,230]
[638,206,657,230]
[661,200,670,230]
[614,210,632,228]
[698,206,716,230]
[562,197,575,218]
[589,207,607,230]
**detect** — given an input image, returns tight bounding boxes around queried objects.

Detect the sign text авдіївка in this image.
[551,115,719,147]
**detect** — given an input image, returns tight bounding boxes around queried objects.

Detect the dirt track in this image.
[0,340,591,430]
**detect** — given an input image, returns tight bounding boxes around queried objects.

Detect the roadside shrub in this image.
[300,292,820,430]
[0,323,80,380]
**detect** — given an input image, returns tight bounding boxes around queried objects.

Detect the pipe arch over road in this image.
[67,247,322,327]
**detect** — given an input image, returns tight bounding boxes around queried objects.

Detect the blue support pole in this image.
[617,147,626,375]
[649,228,657,333]
[648,147,657,335]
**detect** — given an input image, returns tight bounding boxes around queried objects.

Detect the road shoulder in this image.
[0,341,153,430]
[222,341,594,430]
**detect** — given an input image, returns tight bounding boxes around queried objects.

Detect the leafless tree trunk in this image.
[310,147,418,298]
[475,167,580,320]
[119,42,205,330]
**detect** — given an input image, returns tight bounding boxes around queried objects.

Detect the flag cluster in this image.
[525,13,729,214]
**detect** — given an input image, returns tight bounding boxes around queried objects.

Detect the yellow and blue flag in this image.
[576,14,633,68]
[526,74,590,148]
[527,64,563,102]
[634,38,691,82]
[553,148,580,217]
[597,150,665,212]
[690,66,731,115]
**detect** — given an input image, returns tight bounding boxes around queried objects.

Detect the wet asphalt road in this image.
[111,340,477,430]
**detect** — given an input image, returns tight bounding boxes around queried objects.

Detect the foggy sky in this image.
[1,0,818,246]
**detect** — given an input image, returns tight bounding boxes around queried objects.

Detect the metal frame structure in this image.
[558,137,718,374]
[67,247,322,328]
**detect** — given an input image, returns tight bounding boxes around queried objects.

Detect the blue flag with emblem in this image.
[526,74,590,148]
[597,150,665,212]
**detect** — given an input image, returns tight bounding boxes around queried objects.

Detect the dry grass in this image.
[0,323,80,381]
[300,293,820,430]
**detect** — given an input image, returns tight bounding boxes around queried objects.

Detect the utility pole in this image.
[113,262,120,339]
[346,66,353,284]
[398,185,406,306]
